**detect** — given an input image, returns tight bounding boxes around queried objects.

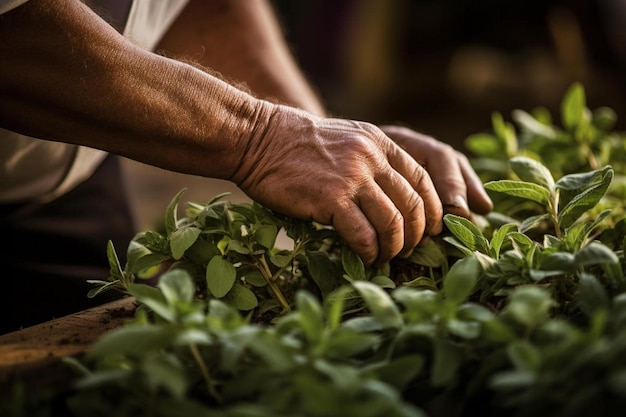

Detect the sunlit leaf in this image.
[512,109,558,140]
[561,82,586,131]
[444,214,489,253]
[490,223,518,257]
[165,188,187,237]
[509,156,555,191]
[484,180,552,205]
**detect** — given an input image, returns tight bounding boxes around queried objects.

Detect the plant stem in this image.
[583,144,599,170]
[255,239,308,313]
[189,343,221,403]
[258,256,292,312]
[550,190,562,239]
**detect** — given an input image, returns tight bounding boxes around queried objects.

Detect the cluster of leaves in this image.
[466,82,626,225]
[5,83,626,417]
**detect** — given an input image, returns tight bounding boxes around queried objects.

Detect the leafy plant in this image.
[4,83,626,417]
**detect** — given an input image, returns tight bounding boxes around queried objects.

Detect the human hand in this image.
[379,125,493,218]
[231,105,444,267]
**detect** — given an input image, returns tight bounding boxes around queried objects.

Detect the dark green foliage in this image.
[4,83,626,417]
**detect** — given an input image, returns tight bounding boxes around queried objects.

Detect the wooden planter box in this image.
[0,297,137,397]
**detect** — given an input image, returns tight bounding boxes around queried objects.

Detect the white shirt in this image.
[0,0,189,203]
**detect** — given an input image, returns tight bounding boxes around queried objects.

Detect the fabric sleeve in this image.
[0,0,29,15]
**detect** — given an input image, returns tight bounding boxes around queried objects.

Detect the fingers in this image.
[331,199,380,267]
[380,125,493,217]
[385,143,443,238]
[360,175,425,264]
[457,152,493,214]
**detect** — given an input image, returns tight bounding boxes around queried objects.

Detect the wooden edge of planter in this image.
[0,296,137,396]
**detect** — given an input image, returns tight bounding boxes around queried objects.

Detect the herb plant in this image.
[4,83,626,417]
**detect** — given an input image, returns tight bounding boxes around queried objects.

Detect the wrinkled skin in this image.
[232,105,492,266]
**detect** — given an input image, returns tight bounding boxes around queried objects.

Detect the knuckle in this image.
[405,191,425,212]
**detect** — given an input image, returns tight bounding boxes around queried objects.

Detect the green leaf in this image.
[490,370,535,390]
[443,256,481,304]
[126,241,169,275]
[431,338,462,387]
[592,106,617,131]
[184,237,221,265]
[556,165,613,192]
[254,224,278,249]
[226,239,251,255]
[465,133,503,157]
[507,340,541,371]
[225,283,258,311]
[323,330,379,359]
[512,109,558,139]
[206,255,237,298]
[143,354,187,399]
[557,167,613,228]
[509,156,555,191]
[170,226,201,260]
[446,319,481,339]
[561,82,586,131]
[242,269,267,287]
[484,180,552,205]
[352,281,403,329]
[407,239,448,268]
[574,242,618,267]
[306,250,341,295]
[106,240,124,282]
[578,272,609,316]
[296,291,324,343]
[366,355,424,391]
[342,245,366,281]
[325,286,355,330]
[490,223,518,257]
[563,209,610,252]
[159,269,195,305]
[165,188,186,237]
[492,112,518,157]
[538,252,576,272]
[442,236,475,257]
[504,286,556,326]
[269,251,292,268]
[443,214,489,253]
[127,283,175,322]
[370,275,396,289]
[519,213,551,233]
[89,324,175,357]
[508,231,536,251]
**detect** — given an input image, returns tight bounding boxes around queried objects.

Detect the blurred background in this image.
[122,0,626,232]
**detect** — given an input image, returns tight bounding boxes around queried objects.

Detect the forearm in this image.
[155,0,326,116]
[0,0,270,180]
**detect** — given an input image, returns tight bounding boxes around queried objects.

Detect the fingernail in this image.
[443,195,469,215]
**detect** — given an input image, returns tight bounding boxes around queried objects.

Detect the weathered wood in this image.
[0,297,137,395]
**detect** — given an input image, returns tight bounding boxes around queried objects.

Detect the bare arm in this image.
[0,0,445,266]
[155,0,326,116]
[0,0,268,180]
[154,0,492,219]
